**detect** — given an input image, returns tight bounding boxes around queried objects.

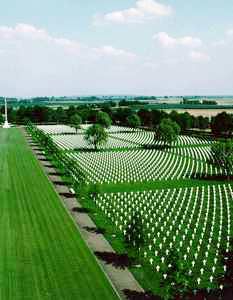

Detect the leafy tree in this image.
[84,124,108,150]
[217,238,233,300]
[179,112,193,131]
[67,105,77,119]
[160,249,190,300]
[211,112,233,137]
[88,184,101,200]
[112,108,133,125]
[156,118,181,145]
[211,140,233,180]
[152,110,168,128]
[138,109,153,127]
[127,114,141,130]
[28,105,50,123]
[96,111,112,128]
[78,107,94,123]
[70,114,82,133]
[124,213,145,259]
[170,111,193,131]
[39,132,58,155]
[196,116,209,130]
[0,114,4,124]
[55,107,67,124]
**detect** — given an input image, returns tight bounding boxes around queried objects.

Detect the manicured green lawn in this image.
[0,128,119,300]
[99,178,227,193]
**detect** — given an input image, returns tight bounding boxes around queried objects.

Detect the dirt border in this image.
[22,128,144,300]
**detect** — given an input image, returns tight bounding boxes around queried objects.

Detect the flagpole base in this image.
[3,121,11,128]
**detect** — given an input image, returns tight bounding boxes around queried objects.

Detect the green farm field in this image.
[0,128,119,300]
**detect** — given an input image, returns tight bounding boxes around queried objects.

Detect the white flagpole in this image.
[3,97,10,128]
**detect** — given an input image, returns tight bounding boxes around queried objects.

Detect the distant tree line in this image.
[1,104,233,137]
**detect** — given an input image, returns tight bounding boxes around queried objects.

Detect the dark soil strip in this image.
[38,158,51,162]
[123,290,162,300]
[83,226,106,235]
[94,252,133,269]
[72,207,91,213]
[49,172,65,176]
[44,164,53,168]
[60,192,75,198]
[53,181,71,186]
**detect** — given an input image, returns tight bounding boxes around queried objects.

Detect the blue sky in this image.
[0,0,233,97]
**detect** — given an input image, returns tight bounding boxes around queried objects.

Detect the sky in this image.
[0,0,233,97]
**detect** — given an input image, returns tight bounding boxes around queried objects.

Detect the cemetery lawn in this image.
[99,178,226,193]
[0,128,119,300]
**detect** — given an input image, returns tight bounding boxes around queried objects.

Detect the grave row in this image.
[69,149,222,184]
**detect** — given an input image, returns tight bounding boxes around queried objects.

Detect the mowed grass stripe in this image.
[0,128,119,300]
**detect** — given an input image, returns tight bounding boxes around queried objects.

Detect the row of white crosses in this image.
[108,129,216,161]
[52,134,136,150]
[69,148,220,185]
[38,124,214,147]
[110,130,213,147]
[39,123,211,148]
[38,125,218,172]
[69,150,184,184]
[94,184,233,288]
[81,124,137,133]
[168,145,213,162]
[40,127,221,186]
[37,125,79,135]
[38,124,134,135]
[80,124,213,148]
[110,131,216,163]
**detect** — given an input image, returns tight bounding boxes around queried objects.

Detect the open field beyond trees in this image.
[0,128,119,300]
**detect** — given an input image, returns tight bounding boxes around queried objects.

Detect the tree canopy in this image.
[0,114,3,124]
[156,118,181,145]
[170,111,193,131]
[124,213,145,259]
[211,139,233,179]
[70,114,82,133]
[84,124,108,150]
[96,111,112,129]
[211,112,233,137]
[127,114,141,129]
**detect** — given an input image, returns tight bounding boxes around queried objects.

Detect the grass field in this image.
[0,128,119,300]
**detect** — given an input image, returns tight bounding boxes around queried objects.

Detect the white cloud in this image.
[0,23,49,40]
[94,0,173,25]
[1,23,232,97]
[153,32,202,48]
[212,40,226,47]
[93,45,137,59]
[179,36,203,48]
[0,23,141,96]
[53,38,82,55]
[136,0,172,16]
[0,24,83,55]
[226,28,233,36]
[0,23,136,60]
[153,32,176,47]
[189,51,210,62]
[212,28,233,47]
